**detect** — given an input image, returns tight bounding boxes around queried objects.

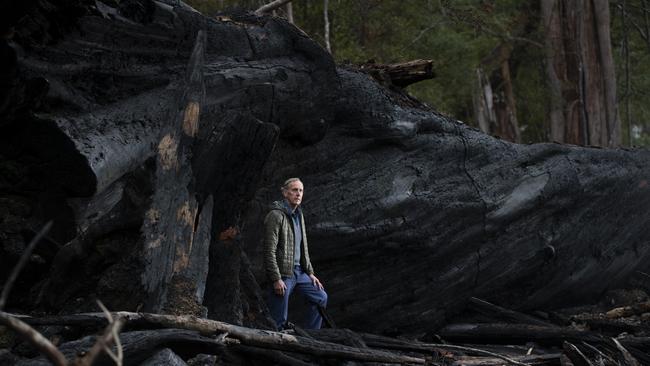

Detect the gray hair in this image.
[281,177,302,191]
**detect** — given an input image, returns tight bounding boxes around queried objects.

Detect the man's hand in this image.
[309,274,324,290]
[273,279,287,296]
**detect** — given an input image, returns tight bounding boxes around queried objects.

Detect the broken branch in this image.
[0,311,67,366]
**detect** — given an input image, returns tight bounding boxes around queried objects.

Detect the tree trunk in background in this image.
[285,1,293,23]
[497,57,521,143]
[541,0,620,147]
[323,0,331,53]
[473,46,521,143]
[474,68,496,136]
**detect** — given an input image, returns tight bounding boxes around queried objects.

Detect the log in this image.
[439,323,650,364]
[3,0,650,345]
[139,348,187,366]
[605,301,650,319]
[231,345,312,366]
[16,312,426,364]
[468,297,558,327]
[439,323,603,346]
[22,329,228,366]
[360,59,435,87]
[581,317,650,336]
[306,328,530,366]
[0,311,66,366]
[242,61,650,333]
[451,353,561,366]
[1,0,334,315]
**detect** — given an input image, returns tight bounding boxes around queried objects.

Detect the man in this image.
[263,177,328,330]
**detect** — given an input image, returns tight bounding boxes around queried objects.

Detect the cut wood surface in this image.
[605,301,650,318]
[360,59,435,87]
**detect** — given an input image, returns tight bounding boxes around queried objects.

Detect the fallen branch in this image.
[308,329,529,366]
[468,297,557,327]
[0,311,67,366]
[580,342,617,365]
[232,345,312,366]
[605,301,650,319]
[611,338,641,366]
[19,312,425,364]
[75,301,125,366]
[451,353,561,366]
[360,59,435,88]
[439,323,603,346]
[563,341,594,366]
[255,0,293,15]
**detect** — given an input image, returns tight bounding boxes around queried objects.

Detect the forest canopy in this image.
[188,0,650,146]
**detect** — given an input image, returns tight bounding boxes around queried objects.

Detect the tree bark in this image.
[323,0,332,53]
[2,0,650,344]
[541,0,620,147]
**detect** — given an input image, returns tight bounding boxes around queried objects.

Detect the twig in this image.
[0,221,53,310]
[563,341,594,366]
[0,310,67,366]
[399,19,447,52]
[98,300,123,365]
[75,301,125,366]
[580,342,616,365]
[636,270,650,279]
[255,0,293,15]
[611,338,641,366]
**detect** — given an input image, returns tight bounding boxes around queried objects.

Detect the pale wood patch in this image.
[157,134,178,170]
[182,101,200,137]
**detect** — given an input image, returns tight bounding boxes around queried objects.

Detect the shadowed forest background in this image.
[190,0,650,146]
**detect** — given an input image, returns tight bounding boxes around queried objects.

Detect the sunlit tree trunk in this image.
[473,47,521,143]
[285,1,293,24]
[474,68,495,135]
[323,0,331,53]
[496,56,521,143]
[541,0,620,147]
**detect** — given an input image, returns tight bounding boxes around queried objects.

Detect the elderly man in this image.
[263,177,328,330]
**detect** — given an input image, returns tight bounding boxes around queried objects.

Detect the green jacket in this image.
[263,200,315,282]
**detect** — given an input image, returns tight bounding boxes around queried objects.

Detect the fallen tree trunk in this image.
[1,0,650,346]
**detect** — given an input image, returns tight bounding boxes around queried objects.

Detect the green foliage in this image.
[185,0,650,146]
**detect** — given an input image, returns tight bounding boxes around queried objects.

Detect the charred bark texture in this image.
[241,68,650,334]
[0,0,336,318]
[0,0,649,347]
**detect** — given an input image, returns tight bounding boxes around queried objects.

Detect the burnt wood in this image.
[1,0,650,348]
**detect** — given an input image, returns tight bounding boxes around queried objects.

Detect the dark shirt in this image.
[284,200,302,266]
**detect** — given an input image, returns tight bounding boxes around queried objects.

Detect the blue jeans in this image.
[267,265,328,330]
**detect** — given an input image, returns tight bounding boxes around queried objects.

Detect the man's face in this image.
[283,181,304,208]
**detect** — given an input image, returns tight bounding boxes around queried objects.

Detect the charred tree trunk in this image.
[0,0,649,343]
[241,69,650,335]
[0,0,335,320]
[541,0,621,147]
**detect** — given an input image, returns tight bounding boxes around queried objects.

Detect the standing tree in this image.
[542,0,621,147]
